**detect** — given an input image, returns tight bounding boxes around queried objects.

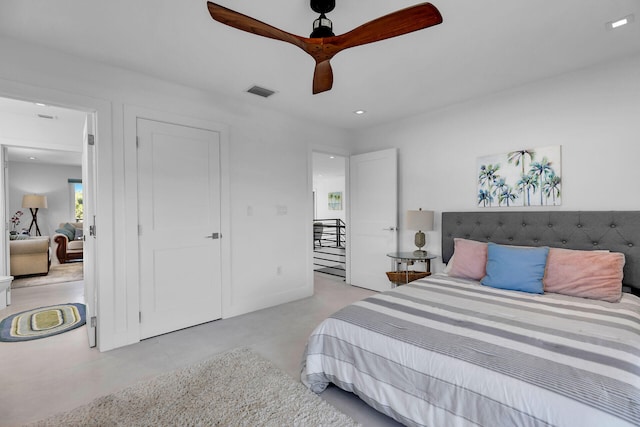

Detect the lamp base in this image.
[27,208,42,236]
[413,249,428,256]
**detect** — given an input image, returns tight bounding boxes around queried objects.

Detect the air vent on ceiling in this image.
[246,85,276,98]
[37,114,57,120]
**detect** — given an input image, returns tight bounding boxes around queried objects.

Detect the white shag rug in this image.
[28,347,359,427]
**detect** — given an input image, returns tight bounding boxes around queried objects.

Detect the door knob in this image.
[205,233,220,239]
[382,227,397,231]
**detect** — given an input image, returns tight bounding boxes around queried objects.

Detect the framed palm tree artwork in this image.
[477,145,562,207]
[328,192,343,210]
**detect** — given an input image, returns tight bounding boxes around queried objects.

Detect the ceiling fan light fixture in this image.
[311,13,334,38]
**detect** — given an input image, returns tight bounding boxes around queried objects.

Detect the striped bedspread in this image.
[301,274,640,427]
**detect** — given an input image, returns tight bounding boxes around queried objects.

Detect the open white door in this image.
[82,115,97,347]
[349,148,398,292]
[1,147,10,303]
[137,118,222,339]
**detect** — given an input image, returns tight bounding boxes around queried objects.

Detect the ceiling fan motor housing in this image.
[310,0,335,37]
[310,0,335,14]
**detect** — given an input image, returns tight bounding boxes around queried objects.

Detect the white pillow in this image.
[442,254,455,274]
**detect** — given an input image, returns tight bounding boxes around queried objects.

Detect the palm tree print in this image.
[508,150,535,177]
[529,157,553,205]
[498,186,518,207]
[479,146,560,207]
[543,172,562,206]
[478,189,494,207]
[493,178,508,206]
[478,164,501,207]
[517,174,538,206]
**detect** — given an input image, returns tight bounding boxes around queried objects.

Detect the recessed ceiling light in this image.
[28,156,37,160]
[353,110,366,115]
[329,156,335,159]
[607,14,634,30]
[34,102,47,107]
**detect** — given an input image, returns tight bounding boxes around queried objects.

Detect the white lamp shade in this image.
[22,194,48,209]
[406,209,434,231]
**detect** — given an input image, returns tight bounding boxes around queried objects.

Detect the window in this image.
[69,179,83,221]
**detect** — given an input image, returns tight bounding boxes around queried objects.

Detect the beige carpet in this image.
[27,347,359,427]
[11,262,83,289]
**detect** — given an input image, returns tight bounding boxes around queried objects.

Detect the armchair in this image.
[53,222,83,264]
[9,236,50,276]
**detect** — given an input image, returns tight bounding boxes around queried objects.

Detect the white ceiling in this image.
[0,1,639,131]
[313,152,346,181]
[0,97,86,166]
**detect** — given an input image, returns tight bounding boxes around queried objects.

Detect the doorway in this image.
[0,96,96,347]
[312,152,347,280]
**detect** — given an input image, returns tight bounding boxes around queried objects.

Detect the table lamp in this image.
[406,208,434,256]
[22,194,48,236]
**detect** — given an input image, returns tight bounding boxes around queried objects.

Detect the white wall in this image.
[0,36,351,350]
[8,161,81,238]
[351,54,640,270]
[314,176,346,222]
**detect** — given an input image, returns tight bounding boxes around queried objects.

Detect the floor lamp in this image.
[22,194,48,236]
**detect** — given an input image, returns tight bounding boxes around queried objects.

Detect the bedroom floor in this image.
[0,273,402,426]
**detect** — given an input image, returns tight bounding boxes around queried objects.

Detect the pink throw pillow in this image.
[449,238,488,280]
[543,248,625,302]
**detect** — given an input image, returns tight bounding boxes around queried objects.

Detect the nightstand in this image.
[386,252,437,286]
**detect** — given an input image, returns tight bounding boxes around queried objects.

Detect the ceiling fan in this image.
[206,1,443,94]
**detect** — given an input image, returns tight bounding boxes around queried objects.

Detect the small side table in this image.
[0,276,13,310]
[386,252,437,286]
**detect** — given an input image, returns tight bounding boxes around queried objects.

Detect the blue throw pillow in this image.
[63,222,77,236]
[481,243,549,294]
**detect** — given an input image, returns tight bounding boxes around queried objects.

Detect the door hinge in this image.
[139,312,142,323]
[136,136,140,148]
[90,316,97,328]
[89,215,96,237]
[88,134,95,146]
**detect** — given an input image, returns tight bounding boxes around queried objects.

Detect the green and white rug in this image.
[0,303,86,342]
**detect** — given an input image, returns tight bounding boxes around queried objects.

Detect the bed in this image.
[301,211,640,427]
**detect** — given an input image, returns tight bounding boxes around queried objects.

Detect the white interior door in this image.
[138,118,222,339]
[349,149,398,292]
[1,146,8,278]
[82,115,97,347]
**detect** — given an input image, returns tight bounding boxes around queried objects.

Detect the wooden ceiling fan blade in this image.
[207,2,307,51]
[206,2,442,95]
[334,3,443,50]
[312,60,334,94]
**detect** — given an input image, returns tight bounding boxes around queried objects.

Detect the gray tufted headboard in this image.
[442,211,640,292]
